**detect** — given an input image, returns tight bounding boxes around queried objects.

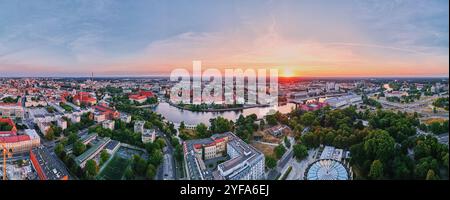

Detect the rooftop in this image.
[31,146,70,180]
[305,159,350,180]
[75,137,111,165]
[184,132,264,180]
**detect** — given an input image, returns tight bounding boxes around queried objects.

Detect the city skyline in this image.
[0,0,449,77]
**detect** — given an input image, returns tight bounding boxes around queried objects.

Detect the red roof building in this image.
[139,90,154,98]
[0,134,29,143]
[94,105,120,120]
[73,92,97,106]
[128,90,154,103]
[0,120,40,153]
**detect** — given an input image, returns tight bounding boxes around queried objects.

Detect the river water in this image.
[152,102,296,126]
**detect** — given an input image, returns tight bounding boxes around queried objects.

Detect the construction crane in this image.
[0,143,13,180]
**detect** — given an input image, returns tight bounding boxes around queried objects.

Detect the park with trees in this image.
[278,105,449,180]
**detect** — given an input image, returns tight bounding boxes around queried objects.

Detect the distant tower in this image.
[91,72,94,82]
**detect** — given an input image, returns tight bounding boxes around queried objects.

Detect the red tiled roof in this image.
[139,90,154,97]
[0,134,30,143]
[0,102,20,106]
[214,138,225,143]
[94,105,117,114]
[129,90,154,100]
[129,95,147,100]
[73,92,97,104]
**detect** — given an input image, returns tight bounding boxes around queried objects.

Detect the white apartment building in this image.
[102,120,115,130]
[142,129,156,143]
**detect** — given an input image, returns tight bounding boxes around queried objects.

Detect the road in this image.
[284,149,317,180]
[266,127,309,180]
[377,94,449,118]
[155,130,176,180]
[437,133,449,145]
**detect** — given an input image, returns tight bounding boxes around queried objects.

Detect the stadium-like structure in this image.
[304,159,351,180]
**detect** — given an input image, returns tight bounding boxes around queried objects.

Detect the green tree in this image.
[415,157,439,179]
[174,145,184,162]
[73,140,87,156]
[85,159,99,178]
[300,112,315,126]
[51,125,62,137]
[171,137,180,147]
[54,143,65,158]
[274,145,286,159]
[368,160,384,180]
[145,164,156,180]
[265,156,277,169]
[392,155,412,179]
[364,130,395,162]
[425,169,439,180]
[443,153,449,171]
[132,155,147,176]
[45,128,55,140]
[124,167,134,180]
[179,121,186,131]
[266,115,278,126]
[100,150,110,165]
[67,132,79,145]
[145,142,157,154]
[195,123,209,138]
[149,149,163,166]
[259,119,266,130]
[209,117,233,134]
[293,144,308,160]
[155,138,166,149]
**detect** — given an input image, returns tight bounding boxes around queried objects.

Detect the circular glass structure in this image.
[305,159,350,180]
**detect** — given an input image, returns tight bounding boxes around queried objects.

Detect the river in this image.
[152,102,296,126]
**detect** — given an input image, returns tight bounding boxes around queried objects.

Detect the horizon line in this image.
[1,75,448,79]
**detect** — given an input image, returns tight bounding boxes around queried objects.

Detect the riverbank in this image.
[134,103,159,108]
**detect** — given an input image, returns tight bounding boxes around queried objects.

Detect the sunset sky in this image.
[0,0,448,77]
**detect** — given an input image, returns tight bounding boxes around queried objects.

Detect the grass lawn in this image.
[180,129,197,139]
[257,130,282,143]
[423,117,448,125]
[250,141,276,158]
[97,156,130,180]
